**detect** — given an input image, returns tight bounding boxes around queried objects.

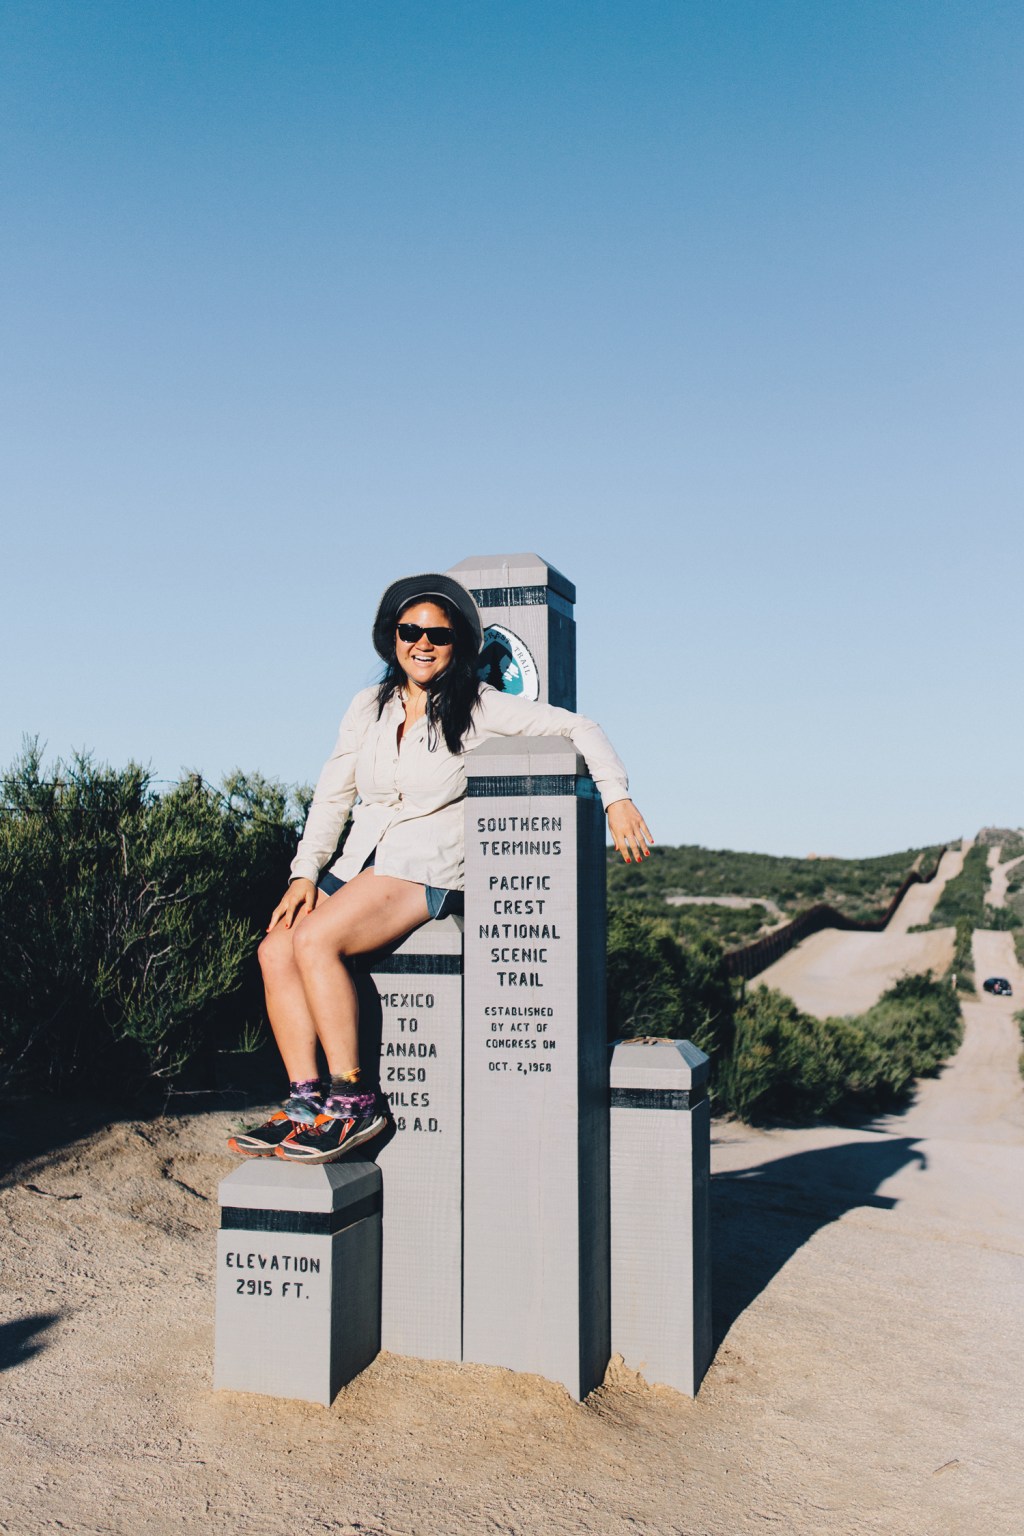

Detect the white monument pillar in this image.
[461,737,610,1399]
[609,1039,712,1396]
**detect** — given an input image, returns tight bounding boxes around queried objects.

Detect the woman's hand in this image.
[607,799,654,864]
[267,878,318,932]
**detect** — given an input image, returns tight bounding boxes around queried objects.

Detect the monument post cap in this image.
[448,553,576,605]
[610,1038,710,1093]
[218,1159,382,1217]
[464,735,587,779]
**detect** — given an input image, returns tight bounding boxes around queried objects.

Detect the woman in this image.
[228,573,652,1163]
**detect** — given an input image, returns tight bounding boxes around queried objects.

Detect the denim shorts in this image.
[316,867,464,921]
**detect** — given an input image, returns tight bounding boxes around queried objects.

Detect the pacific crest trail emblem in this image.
[477,625,540,700]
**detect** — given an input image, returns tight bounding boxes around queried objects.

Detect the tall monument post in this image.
[460,737,610,1399]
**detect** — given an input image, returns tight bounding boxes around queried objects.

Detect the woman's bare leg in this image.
[292,870,431,1077]
[257,902,324,1083]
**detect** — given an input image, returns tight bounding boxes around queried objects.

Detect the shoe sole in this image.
[274,1115,387,1164]
[226,1137,286,1157]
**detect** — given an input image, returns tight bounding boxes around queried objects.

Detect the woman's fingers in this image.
[607,800,654,863]
[267,880,316,931]
[626,830,648,861]
[285,886,311,928]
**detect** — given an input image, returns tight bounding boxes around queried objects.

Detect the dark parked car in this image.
[982,977,1013,997]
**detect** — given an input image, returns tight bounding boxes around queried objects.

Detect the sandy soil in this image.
[755,848,964,1018]
[3,964,1024,1536]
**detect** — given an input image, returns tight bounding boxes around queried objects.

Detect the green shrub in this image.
[929,844,991,928]
[950,916,976,994]
[715,972,962,1124]
[1004,863,1024,927]
[854,972,963,1097]
[606,908,734,1063]
[0,743,303,1092]
[716,987,859,1123]
[983,905,1022,931]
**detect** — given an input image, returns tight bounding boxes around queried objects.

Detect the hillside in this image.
[606,842,946,949]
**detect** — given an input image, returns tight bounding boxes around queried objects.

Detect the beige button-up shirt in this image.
[289,684,630,892]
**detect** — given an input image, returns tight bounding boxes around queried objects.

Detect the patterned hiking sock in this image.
[287,1077,325,1107]
[323,1073,377,1119]
[322,1092,378,1118]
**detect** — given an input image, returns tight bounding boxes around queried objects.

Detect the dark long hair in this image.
[376,596,482,754]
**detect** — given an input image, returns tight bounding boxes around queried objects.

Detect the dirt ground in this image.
[3,930,1023,1536]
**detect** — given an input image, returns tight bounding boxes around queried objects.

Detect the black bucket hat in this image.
[372,573,483,660]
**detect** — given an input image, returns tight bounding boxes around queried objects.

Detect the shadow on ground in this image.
[0,1312,61,1373]
[712,1136,926,1348]
[0,1082,278,1182]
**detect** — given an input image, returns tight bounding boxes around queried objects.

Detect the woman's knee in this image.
[292,913,347,971]
[258,925,297,978]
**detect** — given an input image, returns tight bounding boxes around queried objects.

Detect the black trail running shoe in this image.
[274,1108,386,1164]
[226,1094,322,1157]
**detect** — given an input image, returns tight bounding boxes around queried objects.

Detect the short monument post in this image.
[214,1160,382,1405]
[609,1039,712,1397]
[461,737,609,1400]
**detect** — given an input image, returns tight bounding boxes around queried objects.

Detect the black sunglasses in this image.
[397,622,456,646]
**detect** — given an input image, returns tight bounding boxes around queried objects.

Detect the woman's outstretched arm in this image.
[472,685,653,862]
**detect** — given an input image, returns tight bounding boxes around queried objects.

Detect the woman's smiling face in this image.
[395,601,455,691]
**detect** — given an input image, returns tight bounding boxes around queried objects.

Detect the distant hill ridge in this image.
[606,841,947,953]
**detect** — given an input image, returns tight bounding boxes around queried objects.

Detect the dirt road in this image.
[754,846,964,1018]
[872,928,1024,1145]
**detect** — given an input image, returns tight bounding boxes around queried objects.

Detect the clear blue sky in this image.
[2,1,1021,856]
